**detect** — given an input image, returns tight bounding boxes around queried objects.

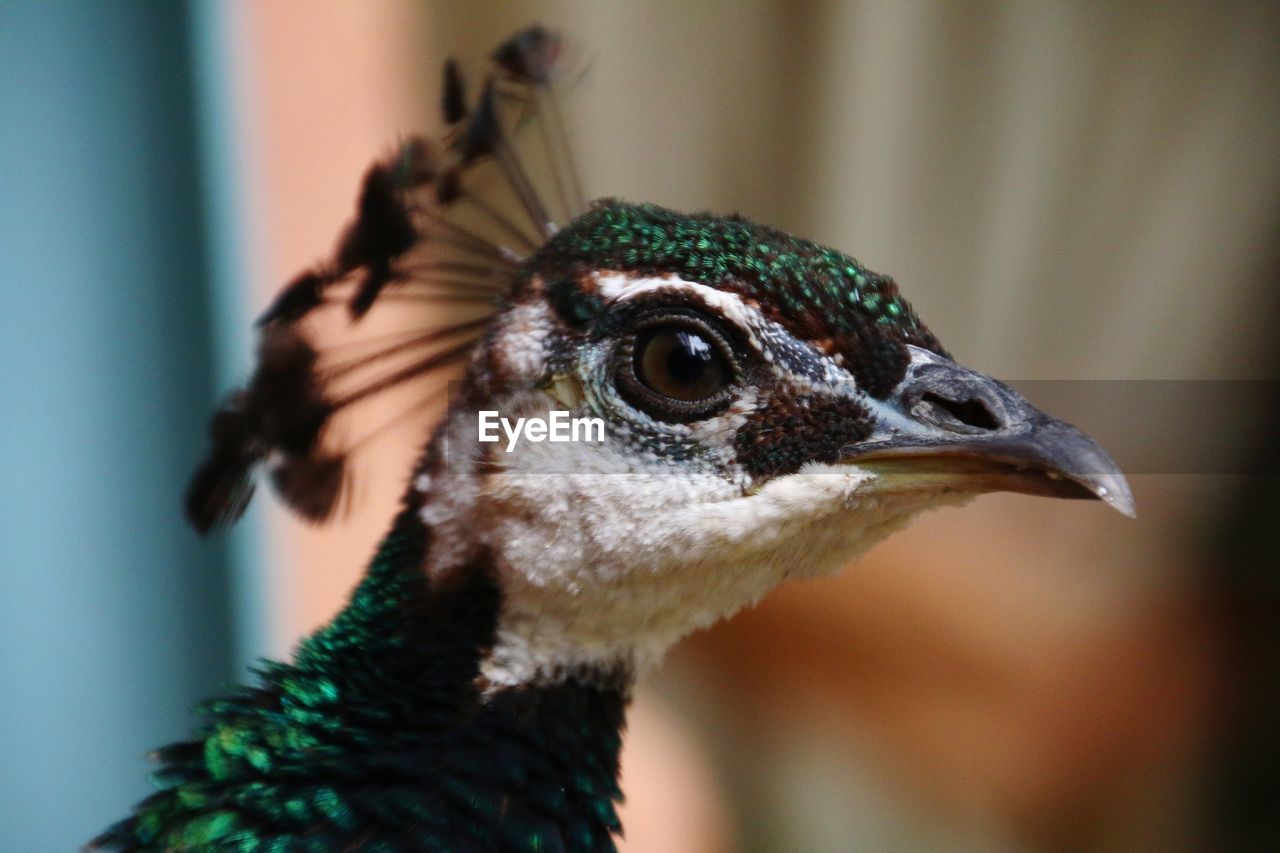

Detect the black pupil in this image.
[637,326,726,402]
[668,331,712,383]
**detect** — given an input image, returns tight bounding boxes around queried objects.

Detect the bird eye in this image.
[638,328,726,400]
[617,314,737,422]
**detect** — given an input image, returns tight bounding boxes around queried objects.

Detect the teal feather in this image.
[92,503,627,851]
[533,200,945,397]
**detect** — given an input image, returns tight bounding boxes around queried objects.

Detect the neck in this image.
[286,500,630,846]
[98,498,632,850]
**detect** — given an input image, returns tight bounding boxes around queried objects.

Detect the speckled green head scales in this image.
[532,200,947,397]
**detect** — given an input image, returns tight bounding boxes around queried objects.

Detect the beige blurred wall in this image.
[227,2,1280,850]
[231,1,432,650]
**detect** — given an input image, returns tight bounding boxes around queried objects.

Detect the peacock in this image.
[93,26,1132,852]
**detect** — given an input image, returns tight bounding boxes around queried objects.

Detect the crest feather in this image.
[186,26,581,532]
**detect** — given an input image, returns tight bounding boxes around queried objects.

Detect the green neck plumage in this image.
[95,503,630,851]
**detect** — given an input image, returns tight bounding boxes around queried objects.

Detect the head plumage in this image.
[532,201,946,397]
[186,26,579,532]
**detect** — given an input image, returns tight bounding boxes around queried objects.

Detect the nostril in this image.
[919,392,1001,432]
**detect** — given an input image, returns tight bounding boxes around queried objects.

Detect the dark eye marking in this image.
[615,311,738,423]
[734,394,874,479]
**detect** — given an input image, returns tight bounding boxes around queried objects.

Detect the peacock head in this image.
[413,199,1131,684]
[186,26,1132,687]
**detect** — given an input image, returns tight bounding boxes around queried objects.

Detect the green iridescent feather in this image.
[93,506,626,852]
[532,200,945,396]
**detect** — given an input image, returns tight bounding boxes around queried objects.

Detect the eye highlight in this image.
[616,313,737,422]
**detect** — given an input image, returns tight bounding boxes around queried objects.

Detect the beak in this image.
[841,347,1135,517]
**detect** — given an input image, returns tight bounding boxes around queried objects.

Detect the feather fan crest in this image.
[186,26,580,533]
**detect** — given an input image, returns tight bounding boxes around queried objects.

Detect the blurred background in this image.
[2,1,1278,849]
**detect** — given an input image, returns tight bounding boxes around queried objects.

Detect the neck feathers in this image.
[93,502,630,851]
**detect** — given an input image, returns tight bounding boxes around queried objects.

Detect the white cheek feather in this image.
[473,423,969,687]
[491,297,555,381]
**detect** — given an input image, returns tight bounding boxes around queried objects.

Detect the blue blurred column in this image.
[0,1,235,847]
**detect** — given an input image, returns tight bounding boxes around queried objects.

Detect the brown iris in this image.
[617,314,737,422]
[636,327,728,401]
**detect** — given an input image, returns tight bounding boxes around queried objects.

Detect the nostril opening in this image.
[920,392,1001,431]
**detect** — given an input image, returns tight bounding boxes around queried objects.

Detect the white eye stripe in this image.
[592,270,869,393]
[592,272,766,347]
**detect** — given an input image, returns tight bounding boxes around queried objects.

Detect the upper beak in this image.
[840,347,1135,517]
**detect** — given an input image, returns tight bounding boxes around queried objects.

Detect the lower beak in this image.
[841,348,1135,518]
